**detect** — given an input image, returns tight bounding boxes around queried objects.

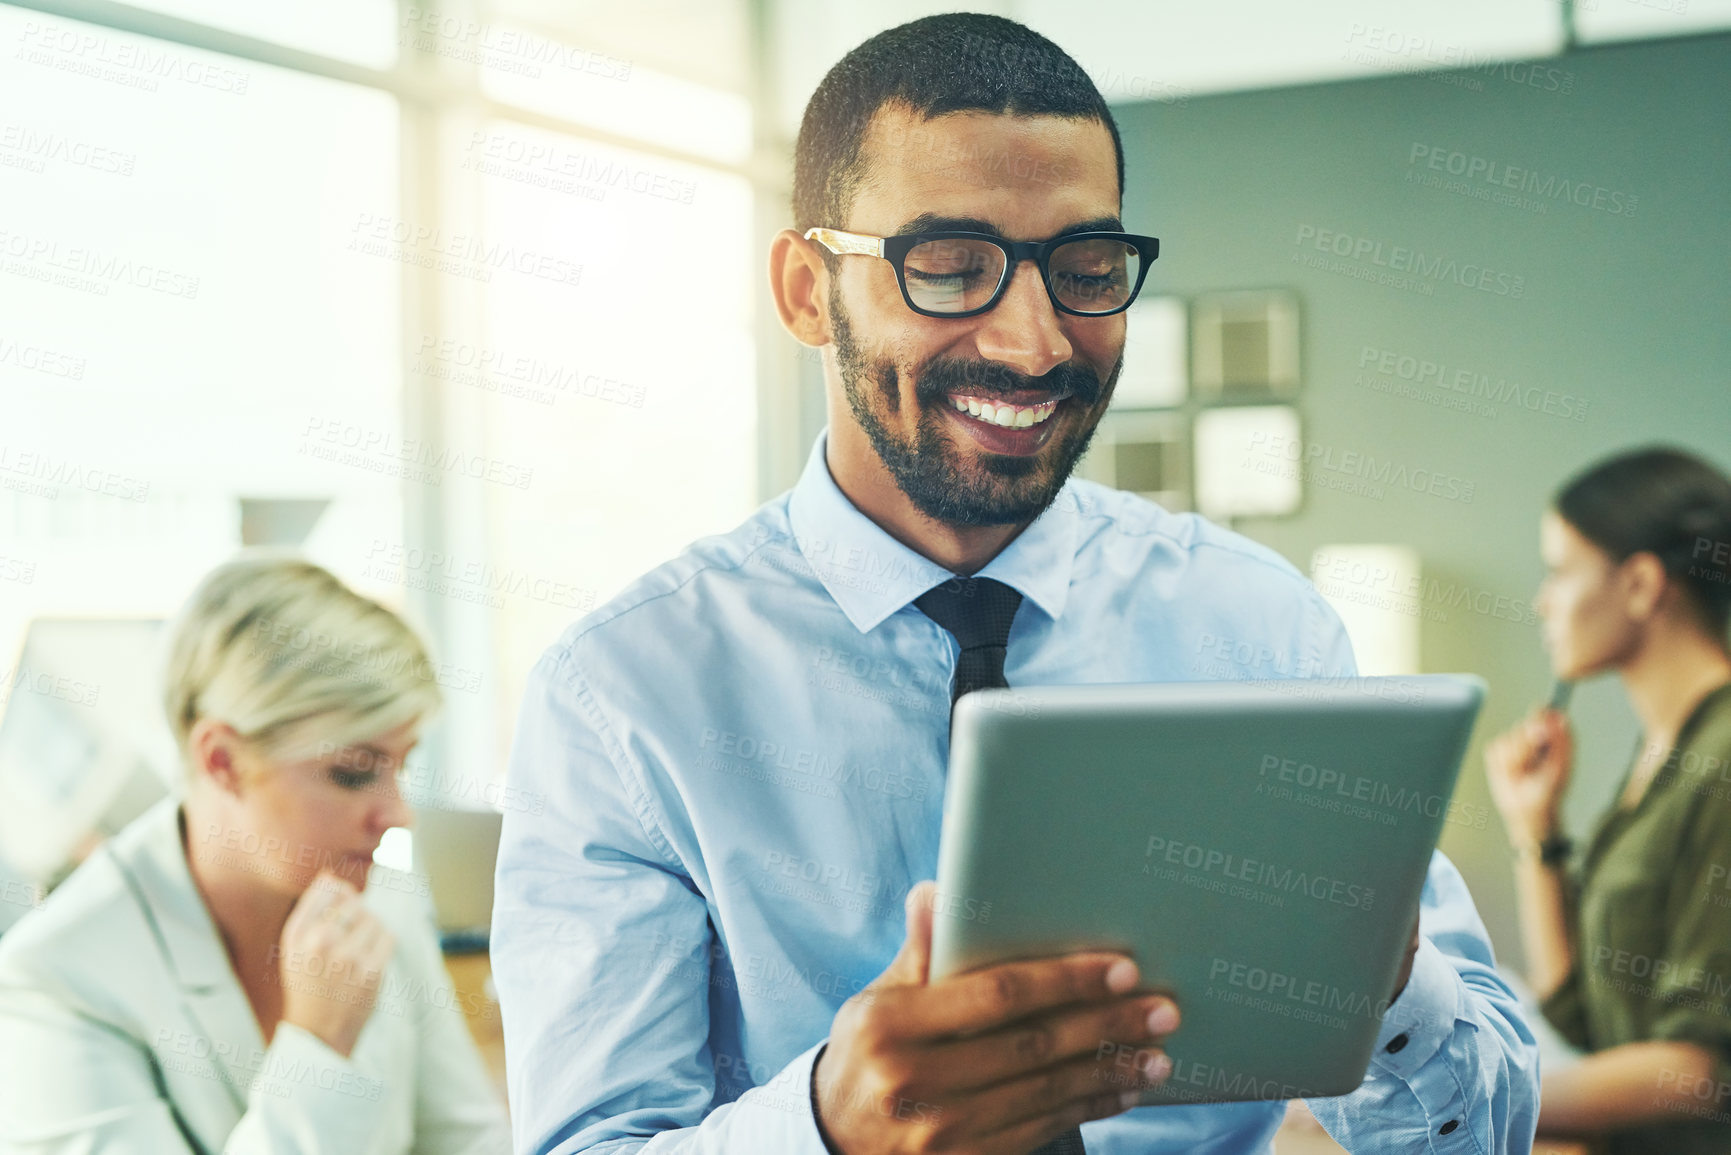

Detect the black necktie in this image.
[915,577,1087,1155]
[914,576,1024,711]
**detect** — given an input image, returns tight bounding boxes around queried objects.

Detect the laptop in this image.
[928,675,1484,1105]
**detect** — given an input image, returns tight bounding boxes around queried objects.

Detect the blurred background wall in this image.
[1112,32,1731,965]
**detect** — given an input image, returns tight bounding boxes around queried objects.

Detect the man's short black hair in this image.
[792,13,1124,234]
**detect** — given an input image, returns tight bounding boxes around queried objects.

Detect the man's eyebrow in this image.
[891,213,1125,239]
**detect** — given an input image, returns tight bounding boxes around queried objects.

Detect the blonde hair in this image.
[163,552,444,766]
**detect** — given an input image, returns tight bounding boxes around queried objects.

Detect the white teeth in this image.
[946,395,1064,428]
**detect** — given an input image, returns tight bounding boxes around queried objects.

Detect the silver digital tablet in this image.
[928,676,1484,1106]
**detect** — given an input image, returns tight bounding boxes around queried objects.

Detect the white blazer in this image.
[0,797,510,1154]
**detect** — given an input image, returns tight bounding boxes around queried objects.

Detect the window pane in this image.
[1576,0,1731,43]
[90,0,398,69]
[475,33,752,165]
[405,119,756,768]
[0,8,401,685]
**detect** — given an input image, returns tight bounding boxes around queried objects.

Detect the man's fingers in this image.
[906,882,935,985]
[911,994,1178,1092]
[904,953,1141,1037]
[968,1050,1162,1145]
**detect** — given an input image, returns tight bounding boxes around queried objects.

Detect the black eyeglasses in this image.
[804,226,1159,319]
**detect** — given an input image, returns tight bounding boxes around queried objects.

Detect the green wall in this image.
[1113,33,1731,971]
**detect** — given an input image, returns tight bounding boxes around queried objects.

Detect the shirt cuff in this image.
[723,1038,834,1155]
[1368,936,1464,1081]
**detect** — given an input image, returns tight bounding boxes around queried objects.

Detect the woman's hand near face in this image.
[276,870,397,1058]
[1484,708,1574,844]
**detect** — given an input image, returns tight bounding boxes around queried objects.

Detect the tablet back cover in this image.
[928,676,1483,1106]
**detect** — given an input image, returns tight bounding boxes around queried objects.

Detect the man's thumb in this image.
[882,880,936,987]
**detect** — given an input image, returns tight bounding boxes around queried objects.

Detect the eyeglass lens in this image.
[901,236,1142,314]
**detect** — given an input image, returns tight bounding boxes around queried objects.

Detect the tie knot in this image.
[913,576,1024,652]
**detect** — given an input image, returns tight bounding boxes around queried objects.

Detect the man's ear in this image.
[769,229,832,348]
[187,718,248,799]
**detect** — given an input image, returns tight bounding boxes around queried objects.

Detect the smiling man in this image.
[492,14,1539,1155]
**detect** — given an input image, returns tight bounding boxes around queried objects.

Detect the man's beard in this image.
[830,286,1117,527]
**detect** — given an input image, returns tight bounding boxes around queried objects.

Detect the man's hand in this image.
[812,881,1179,1155]
[1389,905,1422,1003]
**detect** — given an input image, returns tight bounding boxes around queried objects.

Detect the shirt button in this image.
[1439,1120,1459,1135]
[1385,1033,1408,1054]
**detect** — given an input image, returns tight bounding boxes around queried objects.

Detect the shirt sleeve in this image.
[1299,592,1541,1153]
[491,647,831,1155]
[1645,776,1731,1090]
[1303,853,1542,1154]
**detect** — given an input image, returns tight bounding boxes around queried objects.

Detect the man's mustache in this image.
[913,357,1105,407]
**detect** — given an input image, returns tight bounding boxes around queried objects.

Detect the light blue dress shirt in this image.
[492,431,1540,1155]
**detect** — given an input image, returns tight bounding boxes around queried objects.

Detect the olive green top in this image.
[1541,681,1731,1155]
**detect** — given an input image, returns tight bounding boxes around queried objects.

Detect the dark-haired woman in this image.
[1485,446,1731,1153]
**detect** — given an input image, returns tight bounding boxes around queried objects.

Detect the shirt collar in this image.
[786,430,1080,633]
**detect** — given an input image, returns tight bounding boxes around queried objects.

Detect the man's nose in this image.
[971,259,1073,379]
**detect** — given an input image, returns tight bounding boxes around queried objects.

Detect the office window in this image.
[103,0,398,68]
[456,120,758,767]
[0,7,402,676]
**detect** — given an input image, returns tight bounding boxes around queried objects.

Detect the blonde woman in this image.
[0,555,509,1153]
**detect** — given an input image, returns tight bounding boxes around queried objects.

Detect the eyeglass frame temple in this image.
[801,226,1159,318]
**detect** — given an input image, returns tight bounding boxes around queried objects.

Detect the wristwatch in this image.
[1516,832,1573,867]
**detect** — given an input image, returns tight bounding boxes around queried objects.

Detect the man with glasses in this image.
[493,13,1539,1155]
